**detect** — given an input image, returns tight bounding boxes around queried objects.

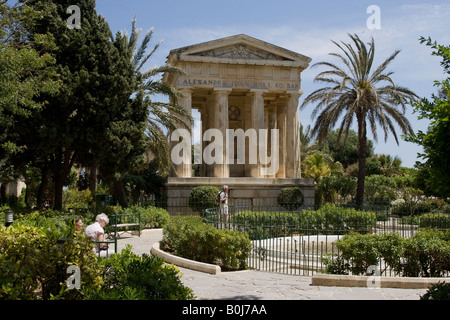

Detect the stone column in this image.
[172,89,193,178]
[285,93,301,178]
[200,105,208,177]
[213,89,230,178]
[267,106,278,178]
[249,90,265,178]
[276,101,286,178]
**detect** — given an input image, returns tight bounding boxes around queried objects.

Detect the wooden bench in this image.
[110,213,141,238]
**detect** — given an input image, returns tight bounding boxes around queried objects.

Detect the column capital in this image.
[248,89,267,95]
[287,92,301,99]
[213,88,232,94]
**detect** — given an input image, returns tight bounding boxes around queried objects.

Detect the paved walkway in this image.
[116,229,428,300]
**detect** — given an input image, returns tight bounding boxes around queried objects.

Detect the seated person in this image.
[84,213,109,252]
[74,218,83,232]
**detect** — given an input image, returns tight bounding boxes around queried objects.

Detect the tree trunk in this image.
[37,167,49,210]
[0,184,6,205]
[88,165,98,195]
[53,150,76,211]
[53,172,65,211]
[355,116,367,210]
[113,179,128,208]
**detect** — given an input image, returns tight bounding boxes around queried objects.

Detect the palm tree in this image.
[299,123,319,163]
[301,34,417,209]
[378,154,402,177]
[125,17,192,176]
[303,152,343,183]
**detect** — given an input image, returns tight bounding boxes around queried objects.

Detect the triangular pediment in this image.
[189,43,292,61]
[167,34,311,68]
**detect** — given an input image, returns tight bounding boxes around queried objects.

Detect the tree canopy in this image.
[405,37,450,198]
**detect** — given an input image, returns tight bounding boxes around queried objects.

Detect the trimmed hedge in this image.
[162,216,251,271]
[230,204,377,240]
[189,186,220,216]
[277,187,304,211]
[121,205,170,228]
[322,229,450,277]
[419,213,450,229]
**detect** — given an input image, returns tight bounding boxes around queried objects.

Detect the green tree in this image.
[405,37,450,198]
[301,34,417,209]
[96,18,190,206]
[10,0,138,210]
[299,123,319,163]
[0,1,60,185]
[378,154,402,177]
[318,129,374,169]
[303,152,343,182]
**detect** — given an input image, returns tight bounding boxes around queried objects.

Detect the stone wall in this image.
[163,177,315,215]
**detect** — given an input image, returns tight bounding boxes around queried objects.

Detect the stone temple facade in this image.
[162,34,315,212]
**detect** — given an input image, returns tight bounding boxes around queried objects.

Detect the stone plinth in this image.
[163,177,315,215]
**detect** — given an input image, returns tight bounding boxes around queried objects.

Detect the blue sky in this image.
[96,0,450,168]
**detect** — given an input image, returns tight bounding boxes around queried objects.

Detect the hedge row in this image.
[220,204,377,239]
[322,229,450,277]
[162,216,251,271]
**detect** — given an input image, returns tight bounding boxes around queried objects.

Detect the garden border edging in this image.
[312,273,449,289]
[151,241,221,275]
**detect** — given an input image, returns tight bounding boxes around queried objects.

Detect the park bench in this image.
[110,212,141,238]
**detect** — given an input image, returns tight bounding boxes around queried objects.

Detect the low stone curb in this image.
[312,273,449,289]
[150,241,221,275]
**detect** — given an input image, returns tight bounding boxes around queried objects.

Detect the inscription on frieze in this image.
[179,77,300,91]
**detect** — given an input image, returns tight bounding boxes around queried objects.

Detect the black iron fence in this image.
[205,204,450,277]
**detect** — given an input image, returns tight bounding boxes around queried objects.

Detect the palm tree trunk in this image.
[356,116,367,210]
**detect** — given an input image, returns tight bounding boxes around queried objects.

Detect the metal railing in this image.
[205,205,450,277]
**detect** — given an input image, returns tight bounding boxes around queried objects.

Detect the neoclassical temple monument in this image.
[162,34,315,211]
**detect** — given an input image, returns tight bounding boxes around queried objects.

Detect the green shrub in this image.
[402,229,450,277]
[232,204,376,240]
[0,221,102,300]
[323,230,450,277]
[336,233,382,275]
[62,188,94,211]
[421,282,450,300]
[121,205,170,229]
[188,186,220,216]
[419,213,450,229]
[89,246,194,300]
[277,187,304,211]
[163,216,251,271]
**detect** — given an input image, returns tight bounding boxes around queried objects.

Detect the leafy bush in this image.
[121,205,170,229]
[421,282,450,300]
[87,246,194,300]
[163,216,251,270]
[0,221,102,300]
[316,176,356,204]
[188,186,220,216]
[277,187,304,211]
[419,213,450,229]
[231,204,376,240]
[62,188,93,211]
[323,229,450,277]
[402,229,450,277]
[335,232,404,276]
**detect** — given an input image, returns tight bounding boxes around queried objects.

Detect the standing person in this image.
[84,213,109,252]
[219,185,229,225]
